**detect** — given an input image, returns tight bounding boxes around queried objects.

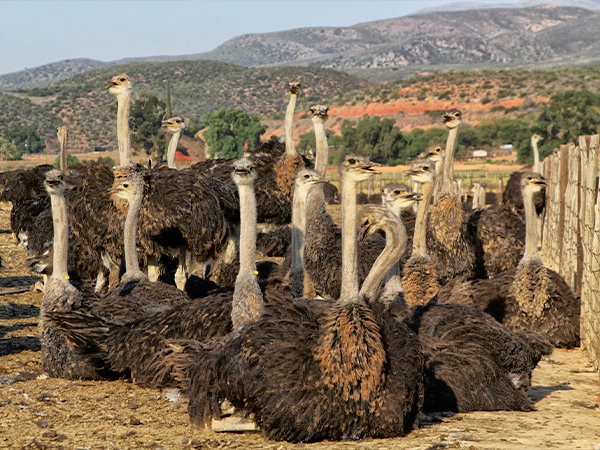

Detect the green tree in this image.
[202,108,266,159]
[128,93,167,159]
[53,154,81,168]
[333,116,407,164]
[0,138,22,160]
[4,124,45,154]
[534,89,600,160]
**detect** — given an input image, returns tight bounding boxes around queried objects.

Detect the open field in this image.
[1,201,599,449]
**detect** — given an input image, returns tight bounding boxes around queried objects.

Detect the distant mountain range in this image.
[3,5,600,91]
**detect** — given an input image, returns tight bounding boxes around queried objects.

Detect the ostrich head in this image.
[340,154,381,182]
[358,205,400,242]
[109,171,144,202]
[383,185,422,210]
[44,170,67,196]
[161,116,185,133]
[288,81,302,95]
[231,157,257,186]
[106,74,132,96]
[521,172,547,194]
[56,126,68,143]
[442,109,462,130]
[295,169,328,194]
[426,144,445,162]
[310,105,329,122]
[404,160,436,185]
[531,134,543,145]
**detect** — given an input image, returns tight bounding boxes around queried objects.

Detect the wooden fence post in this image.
[560,144,579,292]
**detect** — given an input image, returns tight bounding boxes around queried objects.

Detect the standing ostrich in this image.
[107,74,133,167]
[402,161,440,307]
[358,199,553,413]
[426,143,444,202]
[427,109,475,283]
[438,173,579,348]
[39,170,102,379]
[175,155,423,443]
[162,116,185,169]
[531,133,543,173]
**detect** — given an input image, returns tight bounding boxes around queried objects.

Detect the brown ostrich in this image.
[161,116,185,169]
[427,109,475,283]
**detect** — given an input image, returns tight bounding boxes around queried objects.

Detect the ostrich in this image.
[427,109,475,283]
[57,126,68,171]
[426,143,445,202]
[357,197,553,413]
[402,161,440,307]
[439,173,579,348]
[531,133,543,173]
[106,74,133,166]
[39,169,102,379]
[161,116,185,169]
[176,154,423,442]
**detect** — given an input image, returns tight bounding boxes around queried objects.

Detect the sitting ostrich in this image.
[427,110,475,283]
[174,155,424,443]
[358,198,553,413]
[438,173,579,348]
[39,170,104,379]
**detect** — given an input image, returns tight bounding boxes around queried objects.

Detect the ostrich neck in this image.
[443,126,459,195]
[290,186,308,297]
[413,182,433,256]
[123,188,145,280]
[237,182,257,275]
[116,93,132,166]
[522,189,542,263]
[532,139,540,173]
[360,221,406,301]
[433,158,443,202]
[313,118,328,177]
[50,192,69,279]
[167,130,181,169]
[340,176,359,303]
[59,138,67,172]
[284,93,298,156]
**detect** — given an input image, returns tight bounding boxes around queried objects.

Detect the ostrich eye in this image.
[304,174,310,179]
[527,177,532,181]
[423,166,430,171]
[348,158,356,164]
[123,183,129,188]
[393,190,401,195]
[119,78,126,82]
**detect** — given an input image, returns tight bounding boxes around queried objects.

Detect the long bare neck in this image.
[532,139,540,173]
[340,175,359,303]
[167,129,181,169]
[313,117,328,177]
[59,137,67,172]
[522,188,542,263]
[413,181,433,256]
[284,92,298,156]
[123,188,145,281]
[117,93,132,166]
[290,186,308,297]
[237,182,257,276]
[50,192,69,279]
[443,126,459,195]
[360,220,406,302]
[433,158,443,202]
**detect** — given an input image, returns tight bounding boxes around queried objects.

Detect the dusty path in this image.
[1,202,599,450]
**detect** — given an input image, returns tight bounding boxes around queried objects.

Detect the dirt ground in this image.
[1,201,599,450]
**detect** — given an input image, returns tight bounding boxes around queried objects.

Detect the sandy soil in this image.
[1,201,599,450]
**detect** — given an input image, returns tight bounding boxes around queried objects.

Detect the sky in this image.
[3,0,523,76]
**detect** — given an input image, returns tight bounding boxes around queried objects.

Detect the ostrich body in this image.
[402,162,440,307]
[177,155,424,443]
[39,170,102,379]
[162,116,185,169]
[427,110,475,283]
[439,173,579,348]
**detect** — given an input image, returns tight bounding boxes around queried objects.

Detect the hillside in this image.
[4,5,600,90]
[0,60,370,153]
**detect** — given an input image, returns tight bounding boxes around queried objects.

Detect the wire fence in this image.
[540,136,600,371]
